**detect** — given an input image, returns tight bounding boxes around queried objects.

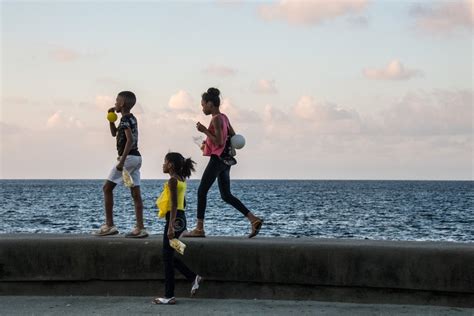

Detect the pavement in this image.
[0,296,472,316]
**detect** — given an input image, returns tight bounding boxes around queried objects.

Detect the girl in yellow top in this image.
[153,152,202,305]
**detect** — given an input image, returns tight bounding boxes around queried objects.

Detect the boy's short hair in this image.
[118,91,136,109]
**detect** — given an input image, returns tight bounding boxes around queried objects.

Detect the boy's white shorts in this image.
[107,155,142,187]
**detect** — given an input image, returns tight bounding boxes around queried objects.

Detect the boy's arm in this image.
[109,122,117,137]
[116,128,132,170]
[167,177,178,239]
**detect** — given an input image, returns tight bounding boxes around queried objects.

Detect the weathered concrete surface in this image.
[0,234,473,307]
[0,296,473,316]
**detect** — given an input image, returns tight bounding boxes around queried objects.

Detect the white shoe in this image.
[152,297,176,305]
[191,275,202,297]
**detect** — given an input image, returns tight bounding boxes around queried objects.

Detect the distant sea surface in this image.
[0,180,473,242]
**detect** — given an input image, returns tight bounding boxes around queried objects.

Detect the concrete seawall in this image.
[0,234,473,307]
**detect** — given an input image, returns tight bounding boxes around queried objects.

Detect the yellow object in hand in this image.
[170,238,186,255]
[107,111,118,122]
[122,168,134,188]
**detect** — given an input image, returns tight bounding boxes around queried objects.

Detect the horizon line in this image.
[0,178,472,182]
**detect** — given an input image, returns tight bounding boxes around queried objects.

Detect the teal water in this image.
[0,180,473,242]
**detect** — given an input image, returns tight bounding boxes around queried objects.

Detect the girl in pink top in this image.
[184,88,263,238]
[202,111,229,157]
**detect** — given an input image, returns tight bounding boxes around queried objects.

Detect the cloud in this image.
[293,96,359,121]
[203,64,237,77]
[133,103,145,114]
[50,48,82,62]
[263,104,288,125]
[381,90,473,136]
[363,60,422,81]
[1,96,29,105]
[216,0,245,7]
[262,90,473,140]
[95,95,144,114]
[259,0,369,26]
[3,89,471,179]
[291,96,362,134]
[220,98,261,123]
[46,112,62,127]
[253,79,278,94]
[95,95,114,111]
[168,90,195,110]
[347,15,369,27]
[411,0,474,34]
[259,96,364,142]
[0,121,26,136]
[46,111,84,129]
[255,90,472,179]
[95,77,126,87]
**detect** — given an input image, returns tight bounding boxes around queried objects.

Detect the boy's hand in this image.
[196,122,207,133]
[116,162,124,171]
[167,225,175,239]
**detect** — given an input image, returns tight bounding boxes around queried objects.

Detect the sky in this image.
[1,0,473,180]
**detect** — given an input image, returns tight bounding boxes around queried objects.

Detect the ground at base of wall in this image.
[1,296,473,316]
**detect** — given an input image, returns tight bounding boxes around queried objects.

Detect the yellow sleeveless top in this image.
[156,179,186,218]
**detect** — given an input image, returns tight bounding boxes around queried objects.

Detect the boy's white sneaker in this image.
[191,275,203,297]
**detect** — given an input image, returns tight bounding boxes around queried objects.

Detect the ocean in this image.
[0,180,473,242]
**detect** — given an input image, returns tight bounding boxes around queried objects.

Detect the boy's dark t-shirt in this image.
[116,114,140,156]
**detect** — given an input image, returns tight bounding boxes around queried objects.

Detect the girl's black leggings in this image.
[197,155,250,220]
[163,210,196,298]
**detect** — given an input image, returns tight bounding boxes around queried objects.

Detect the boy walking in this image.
[94,91,148,238]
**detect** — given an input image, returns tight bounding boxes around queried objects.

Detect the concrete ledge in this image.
[0,234,473,307]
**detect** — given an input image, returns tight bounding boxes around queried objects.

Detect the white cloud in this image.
[293,95,317,118]
[95,77,126,87]
[292,96,362,134]
[0,121,26,136]
[381,90,473,136]
[257,97,364,143]
[46,112,62,128]
[253,91,472,179]
[133,103,145,114]
[50,47,99,63]
[263,104,286,123]
[253,79,278,94]
[95,95,114,112]
[2,96,29,105]
[262,90,472,140]
[46,111,84,129]
[259,0,369,26]
[220,98,240,119]
[203,64,237,76]
[3,89,472,180]
[220,97,261,123]
[293,96,360,122]
[96,95,144,114]
[347,15,369,27]
[363,60,422,81]
[168,90,195,110]
[216,0,245,7]
[411,0,474,34]
[50,48,81,62]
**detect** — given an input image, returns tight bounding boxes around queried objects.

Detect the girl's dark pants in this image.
[197,154,250,220]
[163,210,196,298]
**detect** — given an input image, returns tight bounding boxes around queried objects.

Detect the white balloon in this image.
[231,134,245,149]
